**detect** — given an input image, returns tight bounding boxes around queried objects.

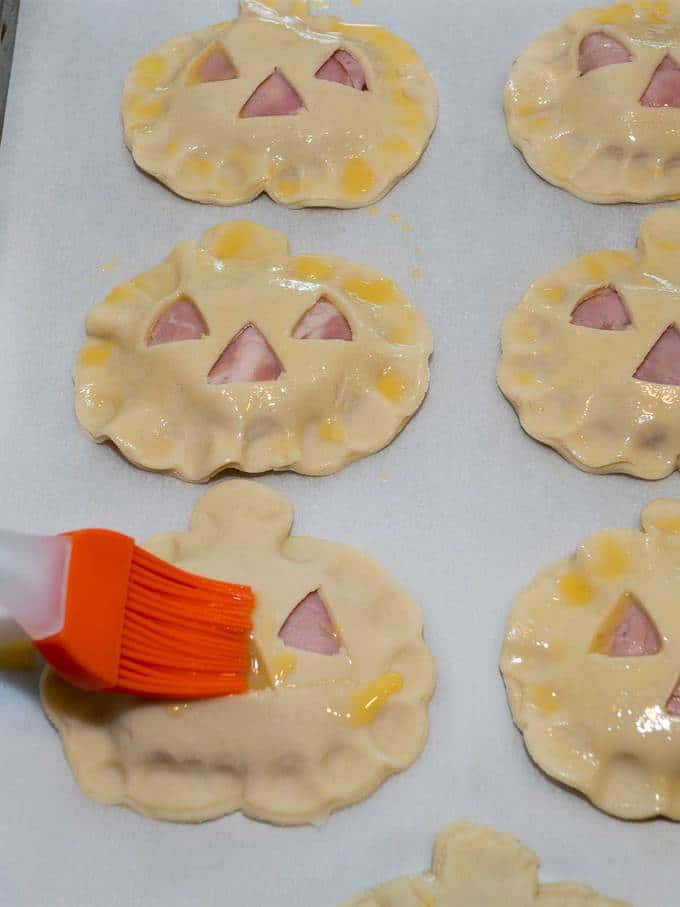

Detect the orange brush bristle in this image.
[34,530,255,699]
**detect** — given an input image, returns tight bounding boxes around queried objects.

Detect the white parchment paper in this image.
[0,1,673,904]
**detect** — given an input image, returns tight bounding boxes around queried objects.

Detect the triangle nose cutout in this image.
[188,43,238,84]
[278,591,341,655]
[208,324,284,384]
[292,298,353,340]
[315,49,367,90]
[641,55,680,107]
[240,70,304,117]
[578,32,631,75]
[148,298,208,345]
[590,594,661,657]
[570,287,630,330]
[634,325,680,385]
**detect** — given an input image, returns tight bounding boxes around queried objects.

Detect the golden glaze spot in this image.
[376,368,407,402]
[537,285,565,304]
[343,275,398,305]
[513,369,535,387]
[591,536,631,579]
[291,256,333,282]
[527,682,560,715]
[319,416,345,443]
[105,283,136,305]
[132,54,168,89]
[556,572,594,606]
[346,672,404,727]
[652,516,680,534]
[79,343,113,367]
[183,157,214,179]
[272,652,298,685]
[342,156,376,196]
[593,3,635,24]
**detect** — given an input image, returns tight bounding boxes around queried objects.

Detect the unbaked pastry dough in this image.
[41,481,435,825]
[74,221,432,480]
[343,822,627,906]
[121,0,437,208]
[506,1,680,203]
[498,210,680,479]
[501,498,680,820]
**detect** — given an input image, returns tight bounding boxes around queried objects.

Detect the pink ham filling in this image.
[578,32,631,75]
[148,298,207,345]
[634,325,680,385]
[606,600,661,657]
[570,287,630,330]
[641,55,680,107]
[278,591,340,655]
[292,298,352,340]
[240,70,304,117]
[208,324,283,384]
[195,47,237,83]
[315,49,367,90]
[667,681,680,716]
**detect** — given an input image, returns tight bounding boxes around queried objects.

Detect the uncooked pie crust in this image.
[74,221,432,481]
[121,0,437,208]
[41,481,435,825]
[501,498,680,820]
[506,1,680,203]
[343,822,627,906]
[498,210,680,479]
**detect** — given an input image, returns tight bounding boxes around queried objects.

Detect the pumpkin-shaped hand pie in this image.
[121,0,437,208]
[506,1,680,203]
[74,221,432,480]
[500,498,680,821]
[343,823,627,906]
[41,481,435,824]
[498,210,680,479]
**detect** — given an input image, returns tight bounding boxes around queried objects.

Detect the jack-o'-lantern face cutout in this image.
[499,210,680,479]
[75,221,432,480]
[41,482,435,825]
[506,2,680,203]
[501,498,680,821]
[122,0,437,208]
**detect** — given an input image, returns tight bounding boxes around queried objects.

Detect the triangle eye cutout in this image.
[634,325,680,386]
[666,678,680,716]
[578,32,632,76]
[641,55,680,107]
[240,70,305,118]
[292,297,353,341]
[148,298,208,346]
[570,286,631,331]
[187,43,238,85]
[207,324,284,384]
[315,49,367,90]
[590,594,661,657]
[278,591,341,655]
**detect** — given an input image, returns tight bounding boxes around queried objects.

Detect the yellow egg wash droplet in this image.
[0,640,36,671]
[342,156,376,196]
[388,309,418,344]
[556,572,594,606]
[209,222,257,259]
[128,98,163,125]
[513,369,535,387]
[273,652,297,686]
[594,3,635,24]
[528,116,551,133]
[652,516,680,534]
[537,285,565,304]
[389,213,401,223]
[546,145,572,180]
[183,157,214,179]
[517,102,541,117]
[291,256,333,282]
[346,673,403,727]
[105,283,135,305]
[275,178,299,198]
[378,136,413,161]
[343,276,398,305]
[592,536,630,579]
[581,254,608,282]
[337,25,418,66]
[319,416,345,443]
[79,344,112,367]
[368,206,380,217]
[376,368,407,402]
[527,683,560,715]
[393,89,424,133]
[133,54,168,89]
[165,703,189,717]
[248,643,271,691]
[410,266,422,280]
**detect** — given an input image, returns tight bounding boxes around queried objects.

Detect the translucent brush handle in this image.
[0,531,71,640]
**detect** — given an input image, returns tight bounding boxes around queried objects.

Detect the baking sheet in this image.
[0,1,675,904]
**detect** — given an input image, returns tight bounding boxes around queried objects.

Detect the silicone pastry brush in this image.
[0,529,254,699]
